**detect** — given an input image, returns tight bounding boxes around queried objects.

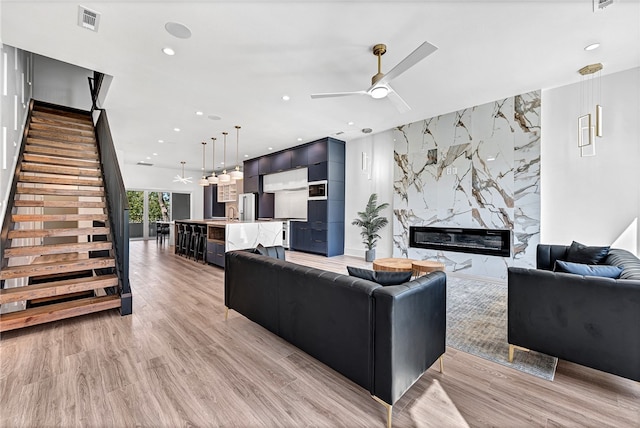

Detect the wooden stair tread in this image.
[28,129,95,144]
[22,153,99,168]
[26,137,97,150]
[0,295,120,332]
[8,227,110,239]
[21,163,101,176]
[25,145,98,160]
[12,213,108,222]
[4,241,112,258]
[29,116,94,132]
[0,274,118,304]
[16,187,104,197]
[0,257,115,280]
[13,200,106,208]
[30,111,93,127]
[29,122,95,137]
[32,106,93,122]
[18,174,103,187]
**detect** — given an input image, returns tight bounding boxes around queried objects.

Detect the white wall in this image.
[122,162,204,221]
[541,67,640,254]
[344,130,395,258]
[0,45,33,225]
[32,54,92,110]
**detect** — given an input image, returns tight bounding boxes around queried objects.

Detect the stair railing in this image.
[0,99,35,283]
[88,71,104,113]
[94,110,132,315]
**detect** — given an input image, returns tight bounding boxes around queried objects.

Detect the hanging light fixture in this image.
[218,131,231,183]
[173,161,193,184]
[198,141,209,186]
[577,62,603,157]
[208,137,218,184]
[230,125,244,180]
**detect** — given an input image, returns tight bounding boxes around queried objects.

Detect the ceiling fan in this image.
[173,161,193,184]
[310,41,438,113]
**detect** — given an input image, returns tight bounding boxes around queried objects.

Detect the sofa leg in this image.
[508,344,530,362]
[439,355,444,373]
[371,395,392,428]
[224,307,229,321]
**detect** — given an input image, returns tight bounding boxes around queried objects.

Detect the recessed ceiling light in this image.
[153,153,158,156]
[584,43,600,51]
[146,156,151,160]
[173,127,180,132]
[487,156,496,161]
[347,121,354,126]
[268,147,273,150]
[162,47,175,56]
[158,139,164,143]
[195,111,203,116]
[208,114,222,120]
[282,95,290,101]
[165,22,192,39]
[297,138,302,142]
[244,154,249,158]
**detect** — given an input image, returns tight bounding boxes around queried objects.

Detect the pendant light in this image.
[207,137,218,184]
[198,141,209,186]
[218,132,231,183]
[229,125,244,180]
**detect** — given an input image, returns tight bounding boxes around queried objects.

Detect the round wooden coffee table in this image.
[372,258,415,272]
[412,260,446,276]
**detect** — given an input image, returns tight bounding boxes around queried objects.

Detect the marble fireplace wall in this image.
[392,91,541,279]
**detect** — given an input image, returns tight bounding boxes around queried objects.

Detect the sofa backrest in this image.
[225,250,380,390]
[537,244,569,270]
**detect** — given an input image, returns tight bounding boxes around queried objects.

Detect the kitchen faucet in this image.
[228,206,237,221]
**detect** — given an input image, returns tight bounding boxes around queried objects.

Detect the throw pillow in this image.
[255,243,268,256]
[346,266,412,286]
[565,241,610,264]
[554,260,623,279]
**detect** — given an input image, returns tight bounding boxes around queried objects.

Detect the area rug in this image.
[446,275,558,381]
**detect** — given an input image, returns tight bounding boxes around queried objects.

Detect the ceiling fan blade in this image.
[386,86,411,113]
[310,90,367,99]
[377,41,438,86]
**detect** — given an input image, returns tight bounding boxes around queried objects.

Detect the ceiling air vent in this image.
[594,0,613,11]
[137,161,153,166]
[78,6,100,32]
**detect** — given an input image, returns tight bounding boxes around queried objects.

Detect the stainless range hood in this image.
[263,168,307,192]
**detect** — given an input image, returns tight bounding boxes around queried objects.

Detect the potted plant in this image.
[352,193,389,262]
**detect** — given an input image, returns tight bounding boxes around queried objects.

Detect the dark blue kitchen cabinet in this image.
[243,175,259,193]
[291,146,308,168]
[203,185,225,218]
[271,150,292,173]
[258,156,272,175]
[244,158,259,177]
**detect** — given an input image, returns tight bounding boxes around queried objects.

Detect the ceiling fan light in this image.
[370,85,389,99]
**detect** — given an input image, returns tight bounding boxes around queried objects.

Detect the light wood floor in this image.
[1,241,638,427]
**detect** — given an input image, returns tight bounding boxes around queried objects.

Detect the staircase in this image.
[0,103,122,332]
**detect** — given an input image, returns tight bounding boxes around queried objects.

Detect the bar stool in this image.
[189,224,200,260]
[159,222,170,245]
[196,225,207,263]
[180,224,191,257]
[175,224,184,254]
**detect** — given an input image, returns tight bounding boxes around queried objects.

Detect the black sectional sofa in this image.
[508,244,640,382]
[224,249,446,427]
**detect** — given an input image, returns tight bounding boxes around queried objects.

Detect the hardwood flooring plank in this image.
[0,240,638,427]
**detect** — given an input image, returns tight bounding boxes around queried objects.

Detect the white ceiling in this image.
[2,1,639,173]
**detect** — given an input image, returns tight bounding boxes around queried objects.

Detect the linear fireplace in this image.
[409,226,511,257]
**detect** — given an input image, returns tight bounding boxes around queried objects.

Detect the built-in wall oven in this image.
[308,180,328,200]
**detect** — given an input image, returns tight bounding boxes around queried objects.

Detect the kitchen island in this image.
[174,219,283,268]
